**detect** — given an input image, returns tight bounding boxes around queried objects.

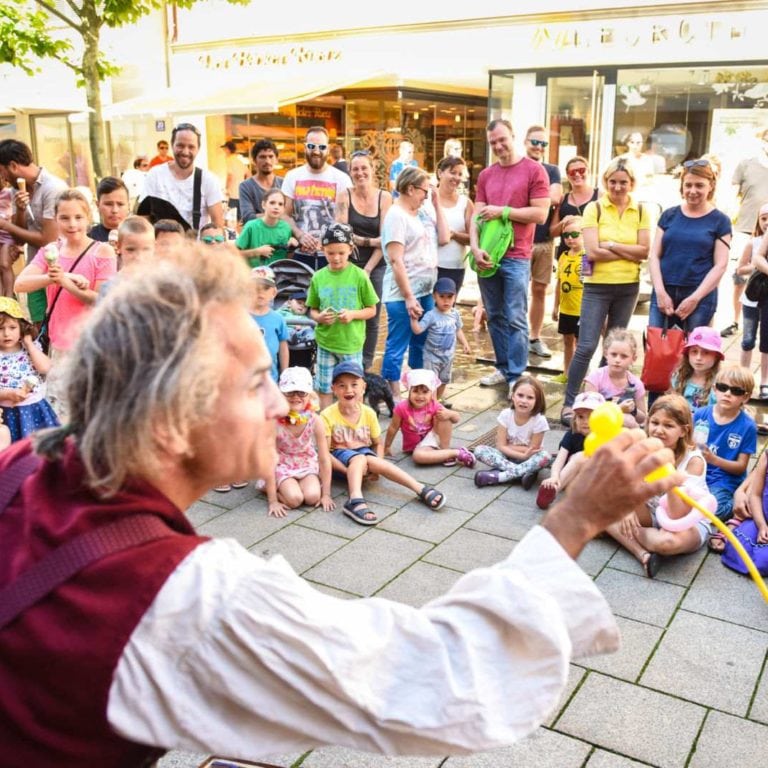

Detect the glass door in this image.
[546,71,607,182]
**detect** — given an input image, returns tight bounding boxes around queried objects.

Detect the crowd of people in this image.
[1,120,768,764]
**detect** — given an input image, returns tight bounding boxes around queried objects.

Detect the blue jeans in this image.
[381,294,434,381]
[478,257,530,381]
[363,262,386,370]
[564,282,639,407]
[648,286,717,331]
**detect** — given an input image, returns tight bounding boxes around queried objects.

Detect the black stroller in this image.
[270,258,317,373]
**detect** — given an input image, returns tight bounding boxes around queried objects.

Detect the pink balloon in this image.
[656,484,718,532]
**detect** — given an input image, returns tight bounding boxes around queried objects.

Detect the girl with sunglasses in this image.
[693,365,757,527]
[549,155,597,259]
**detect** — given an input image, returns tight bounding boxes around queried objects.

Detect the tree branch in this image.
[34,0,83,33]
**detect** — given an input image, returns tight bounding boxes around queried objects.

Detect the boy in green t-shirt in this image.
[236,189,298,267]
[307,223,378,408]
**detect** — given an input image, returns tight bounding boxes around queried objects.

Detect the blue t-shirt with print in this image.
[415,307,462,360]
[693,405,756,492]
[252,310,289,381]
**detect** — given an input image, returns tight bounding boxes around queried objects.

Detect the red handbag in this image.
[640,321,686,393]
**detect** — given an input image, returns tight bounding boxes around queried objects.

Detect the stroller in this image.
[270,258,317,373]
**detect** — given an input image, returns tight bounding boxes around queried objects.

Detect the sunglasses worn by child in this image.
[562,231,582,239]
[715,382,748,397]
[202,235,226,243]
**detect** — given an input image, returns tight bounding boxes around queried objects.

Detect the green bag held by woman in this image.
[467,206,513,278]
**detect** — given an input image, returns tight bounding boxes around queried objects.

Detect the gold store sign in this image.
[533,17,747,51]
[198,45,342,70]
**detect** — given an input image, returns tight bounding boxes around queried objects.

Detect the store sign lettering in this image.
[199,46,342,70]
[533,18,746,51]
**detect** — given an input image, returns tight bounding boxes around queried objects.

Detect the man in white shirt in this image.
[141,122,224,232]
[121,155,149,209]
[283,125,352,268]
[0,245,681,765]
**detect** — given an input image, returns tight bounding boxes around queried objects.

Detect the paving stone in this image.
[449,385,504,412]
[547,665,586,727]
[248,524,348,576]
[557,673,705,767]
[425,473,507,512]
[752,658,768,724]
[576,537,619,577]
[196,499,301,548]
[422,528,514,573]
[578,615,663,682]
[378,500,473,543]
[640,610,767,715]
[302,746,442,767]
[682,553,768,632]
[463,495,541,542]
[357,476,427,509]
[688,710,768,768]
[608,546,707,588]
[157,750,208,767]
[186,500,227,529]
[200,483,259,509]
[296,499,398,539]
[443,727,590,767]
[375,560,462,606]
[303,529,432,596]
[586,750,647,767]
[391,457,463,487]
[594,567,685,627]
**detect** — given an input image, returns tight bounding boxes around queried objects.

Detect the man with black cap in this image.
[222,140,247,218]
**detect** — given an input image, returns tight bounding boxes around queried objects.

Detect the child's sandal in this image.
[342,497,378,526]
[419,485,446,510]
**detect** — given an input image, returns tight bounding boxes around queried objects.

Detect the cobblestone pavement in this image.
[160,296,768,768]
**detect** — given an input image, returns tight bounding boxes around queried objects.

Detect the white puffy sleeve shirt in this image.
[108,525,619,758]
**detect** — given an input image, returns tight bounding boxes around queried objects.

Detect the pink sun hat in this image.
[684,326,724,360]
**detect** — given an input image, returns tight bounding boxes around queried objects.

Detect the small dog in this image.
[364,371,395,417]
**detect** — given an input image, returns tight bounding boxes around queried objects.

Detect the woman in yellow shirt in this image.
[561,158,651,425]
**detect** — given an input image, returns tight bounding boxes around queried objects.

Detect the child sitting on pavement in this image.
[307,222,378,408]
[409,276,471,402]
[384,368,475,467]
[535,391,604,510]
[322,361,447,526]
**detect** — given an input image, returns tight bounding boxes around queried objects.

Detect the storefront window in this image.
[108,118,162,176]
[31,114,94,191]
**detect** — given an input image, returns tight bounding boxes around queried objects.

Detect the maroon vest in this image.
[0,439,208,766]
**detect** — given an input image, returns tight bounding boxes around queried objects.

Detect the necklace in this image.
[279,409,312,426]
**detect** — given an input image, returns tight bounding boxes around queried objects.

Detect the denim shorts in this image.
[332,446,377,466]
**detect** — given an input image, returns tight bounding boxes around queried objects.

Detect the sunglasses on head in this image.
[305,142,328,152]
[567,167,587,177]
[528,139,548,148]
[562,231,582,238]
[683,159,710,169]
[714,382,748,397]
[201,235,225,243]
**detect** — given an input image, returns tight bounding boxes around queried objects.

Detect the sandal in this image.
[231,480,249,489]
[342,497,378,526]
[457,447,476,468]
[442,458,458,467]
[419,485,446,510]
[720,322,739,338]
[213,484,232,493]
[641,551,660,579]
[708,519,740,553]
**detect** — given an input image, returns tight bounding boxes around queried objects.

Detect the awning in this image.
[104,67,390,119]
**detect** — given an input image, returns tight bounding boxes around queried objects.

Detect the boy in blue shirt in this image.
[250,265,289,382]
[693,365,756,533]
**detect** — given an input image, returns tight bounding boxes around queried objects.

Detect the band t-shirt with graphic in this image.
[282,165,352,251]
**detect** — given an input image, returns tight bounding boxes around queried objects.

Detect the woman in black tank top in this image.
[339,151,393,370]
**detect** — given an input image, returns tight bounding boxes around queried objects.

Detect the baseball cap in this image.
[0,297,25,320]
[433,277,457,295]
[220,140,237,152]
[321,222,355,247]
[332,360,365,382]
[278,366,314,394]
[250,265,276,285]
[291,290,307,301]
[684,326,724,359]
[572,391,606,411]
[401,368,440,391]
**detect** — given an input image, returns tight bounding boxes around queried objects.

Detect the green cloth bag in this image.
[467,206,513,278]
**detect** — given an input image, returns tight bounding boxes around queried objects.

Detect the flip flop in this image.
[343,497,378,526]
[641,551,660,578]
[419,485,446,510]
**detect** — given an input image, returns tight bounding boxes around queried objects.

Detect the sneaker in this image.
[536,484,557,510]
[457,447,476,468]
[529,338,552,358]
[474,469,501,487]
[479,369,506,386]
[551,373,568,384]
[720,322,739,338]
[508,378,519,399]
[521,470,539,491]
